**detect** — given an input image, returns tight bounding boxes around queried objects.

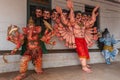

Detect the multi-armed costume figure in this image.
[7,17,55,80]
[99,28,119,64]
[7,1,98,79]
[54,0,99,73]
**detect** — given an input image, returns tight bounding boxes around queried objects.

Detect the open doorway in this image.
[27,0,51,22]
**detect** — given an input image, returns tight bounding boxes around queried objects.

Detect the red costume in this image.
[55,0,99,73]
[75,38,89,59]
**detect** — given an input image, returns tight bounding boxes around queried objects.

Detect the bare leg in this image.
[79,58,92,73]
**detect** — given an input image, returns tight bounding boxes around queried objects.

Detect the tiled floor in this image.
[0,62,120,80]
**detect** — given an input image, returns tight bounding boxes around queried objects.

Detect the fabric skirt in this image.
[75,37,90,59]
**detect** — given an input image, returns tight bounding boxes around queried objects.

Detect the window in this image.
[27,0,51,21]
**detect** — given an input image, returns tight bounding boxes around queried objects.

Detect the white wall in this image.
[0,0,27,50]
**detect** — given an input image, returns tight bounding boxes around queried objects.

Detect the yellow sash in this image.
[103,45,113,52]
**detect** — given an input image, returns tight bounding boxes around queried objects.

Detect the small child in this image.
[99,28,119,64]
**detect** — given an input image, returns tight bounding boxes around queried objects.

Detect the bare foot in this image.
[82,66,92,73]
[87,65,91,68]
[36,70,43,74]
[13,73,26,80]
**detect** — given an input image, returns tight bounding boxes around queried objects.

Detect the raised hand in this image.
[66,0,73,9]
[93,6,99,12]
[92,6,99,17]
[91,6,99,22]
[56,6,62,14]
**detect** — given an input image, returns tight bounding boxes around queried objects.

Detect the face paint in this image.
[106,33,111,38]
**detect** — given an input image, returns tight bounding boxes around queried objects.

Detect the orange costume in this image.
[7,18,55,80]
[21,25,43,73]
